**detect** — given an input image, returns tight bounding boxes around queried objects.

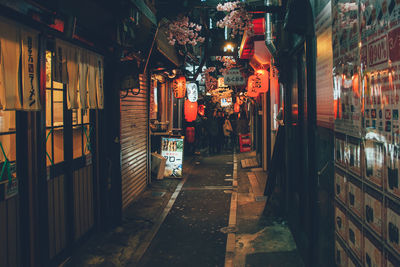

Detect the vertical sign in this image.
[161,136,184,178]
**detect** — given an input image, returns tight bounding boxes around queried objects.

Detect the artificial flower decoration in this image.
[167,16,205,46]
[216,1,253,38]
[216,56,236,75]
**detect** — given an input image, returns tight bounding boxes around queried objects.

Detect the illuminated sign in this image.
[161,137,184,178]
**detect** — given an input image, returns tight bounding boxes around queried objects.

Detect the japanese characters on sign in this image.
[186,82,198,102]
[161,137,184,178]
[223,68,245,86]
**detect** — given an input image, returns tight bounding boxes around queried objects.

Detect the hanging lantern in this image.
[236,96,243,105]
[254,69,269,93]
[184,99,198,122]
[173,76,186,98]
[352,72,360,98]
[198,104,205,116]
[247,75,259,97]
[234,102,240,113]
[186,82,198,102]
[186,127,195,144]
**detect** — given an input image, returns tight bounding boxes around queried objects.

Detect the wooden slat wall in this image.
[47,175,67,260]
[73,165,94,240]
[0,195,20,267]
[120,74,148,210]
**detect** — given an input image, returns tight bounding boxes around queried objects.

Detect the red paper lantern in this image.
[247,75,259,97]
[254,70,269,93]
[186,127,195,143]
[184,99,198,122]
[234,102,240,113]
[352,73,360,97]
[198,104,205,116]
[173,76,186,98]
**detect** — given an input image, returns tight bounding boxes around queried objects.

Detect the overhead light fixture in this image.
[224,43,235,53]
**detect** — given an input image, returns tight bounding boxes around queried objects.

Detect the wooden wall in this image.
[73,165,94,240]
[47,175,67,260]
[0,194,20,267]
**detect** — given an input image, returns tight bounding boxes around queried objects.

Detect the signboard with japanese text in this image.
[186,82,198,102]
[223,68,245,86]
[161,136,184,178]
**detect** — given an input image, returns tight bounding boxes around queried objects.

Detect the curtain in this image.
[95,55,104,109]
[87,52,97,109]
[78,48,88,109]
[0,20,21,110]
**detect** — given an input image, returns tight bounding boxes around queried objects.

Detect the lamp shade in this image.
[234,102,240,113]
[173,76,186,98]
[186,82,198,102]
[247,75,259,97]
[250,70,269,94]
[184,99,198,122]
[198,104,205,116]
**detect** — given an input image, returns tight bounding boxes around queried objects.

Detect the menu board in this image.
[332,0,362,136]
[161,136,184,178]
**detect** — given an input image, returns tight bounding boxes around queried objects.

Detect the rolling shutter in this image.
[120,74,149,210]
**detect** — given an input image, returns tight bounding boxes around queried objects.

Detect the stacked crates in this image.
[239,134,251,152]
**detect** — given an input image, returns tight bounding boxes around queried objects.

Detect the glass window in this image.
[46,51,64,167]
[0,110,16,183]
[73,108,92,159]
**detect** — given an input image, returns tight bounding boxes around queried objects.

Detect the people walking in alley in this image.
[236,111,249,136]
[223,115,233,151]
[207,110,219,155]
[230,113,238,152]
[216,110,225,153]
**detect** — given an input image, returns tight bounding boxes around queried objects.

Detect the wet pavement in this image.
[63,150,303,267]
[138,153,232,267]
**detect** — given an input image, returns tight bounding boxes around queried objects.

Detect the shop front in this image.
[0,13,105,266]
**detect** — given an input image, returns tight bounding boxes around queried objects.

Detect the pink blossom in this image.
[215,1,253,38]
[167,16,205,47]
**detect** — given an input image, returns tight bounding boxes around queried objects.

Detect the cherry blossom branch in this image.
[216,1,253,38]
[167,16,205,46]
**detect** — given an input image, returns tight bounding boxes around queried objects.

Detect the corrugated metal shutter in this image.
[120,74,148,210]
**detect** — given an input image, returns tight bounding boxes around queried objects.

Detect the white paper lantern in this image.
[186,82,198,102]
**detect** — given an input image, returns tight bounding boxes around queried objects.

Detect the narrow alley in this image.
[63,151,303,267]
[1,0,400,266]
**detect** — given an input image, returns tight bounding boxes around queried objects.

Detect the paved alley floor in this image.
[64,151,303,267]
[138,153,233,267]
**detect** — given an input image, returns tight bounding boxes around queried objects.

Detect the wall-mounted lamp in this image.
[121,74,141,99]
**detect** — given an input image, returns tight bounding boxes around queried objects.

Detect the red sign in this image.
[368,35,388,67]
[388,26,400,63]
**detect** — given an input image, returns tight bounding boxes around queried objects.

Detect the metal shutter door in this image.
[120,74,148,210]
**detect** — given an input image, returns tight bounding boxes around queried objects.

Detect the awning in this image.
[239,18,266,60]
[252,40,271,66]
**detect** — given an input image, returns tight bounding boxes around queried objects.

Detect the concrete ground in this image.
[63,150,303,267]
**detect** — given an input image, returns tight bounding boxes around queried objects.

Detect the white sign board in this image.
[223,68,245,86]
[161,137,184,178]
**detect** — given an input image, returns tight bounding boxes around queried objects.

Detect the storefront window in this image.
[46,51,64,166]
[150,75,173,133]
[72,108,91,159]
[0,110,16,182]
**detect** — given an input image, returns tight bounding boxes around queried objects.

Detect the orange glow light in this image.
[173,76,186,98]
